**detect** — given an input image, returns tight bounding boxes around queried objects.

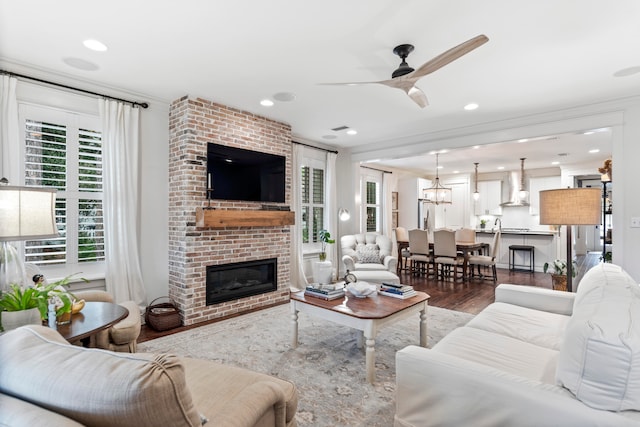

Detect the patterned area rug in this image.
[138,303,473,427]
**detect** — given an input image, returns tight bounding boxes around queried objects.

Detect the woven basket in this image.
[145,297,182,331]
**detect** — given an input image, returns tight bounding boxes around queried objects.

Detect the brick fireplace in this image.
[168,96,292,326]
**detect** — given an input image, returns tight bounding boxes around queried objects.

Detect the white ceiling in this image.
[2,0,639,175]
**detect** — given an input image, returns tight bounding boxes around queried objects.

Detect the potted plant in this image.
[318,229,335,262]
[543,259,577,292]
[0,284,42,331]
[480,219,487,229]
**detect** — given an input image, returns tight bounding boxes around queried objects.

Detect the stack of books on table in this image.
[304,284,345,300]
[378,283,417,299]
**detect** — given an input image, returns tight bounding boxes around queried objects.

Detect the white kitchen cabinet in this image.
[473,180,502,216]
[529,176,561,215]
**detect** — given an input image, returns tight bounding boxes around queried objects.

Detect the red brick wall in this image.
[168,96,292,325]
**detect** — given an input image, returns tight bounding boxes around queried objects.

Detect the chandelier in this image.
[473,162,480,201]
[422,153,452,205]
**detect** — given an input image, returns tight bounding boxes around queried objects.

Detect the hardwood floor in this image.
[138,253,601,342]
[403,252,600,315]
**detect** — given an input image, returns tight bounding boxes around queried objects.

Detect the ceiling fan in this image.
[325,34,489,108]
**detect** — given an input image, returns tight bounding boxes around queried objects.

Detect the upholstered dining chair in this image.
[433,229,465,281]
[408,229,432,276]
[468,230,501,283]
[394,227,411,273]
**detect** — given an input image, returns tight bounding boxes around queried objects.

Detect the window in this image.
[301,165,325,247]
[20,105,105,276]
[361,168,382,233]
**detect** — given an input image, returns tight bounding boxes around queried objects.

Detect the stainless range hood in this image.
[500,170,529,207]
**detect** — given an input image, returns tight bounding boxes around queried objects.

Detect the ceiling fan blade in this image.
[410,34,489,79]
[407,86,428,108]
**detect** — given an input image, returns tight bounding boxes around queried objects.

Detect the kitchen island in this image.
[476,228,558,273]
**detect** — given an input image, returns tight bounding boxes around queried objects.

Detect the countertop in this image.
[476,229,557,236]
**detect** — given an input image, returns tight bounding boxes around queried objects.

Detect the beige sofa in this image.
[0,325,298,427]
[395,263,640,426]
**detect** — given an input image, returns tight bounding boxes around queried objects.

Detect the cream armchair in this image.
[341,233,397,273]
[73,290,141,353]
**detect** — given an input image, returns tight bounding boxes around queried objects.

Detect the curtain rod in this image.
[1,69,149,109]
[292,140,338,154]
[360,165,392,174]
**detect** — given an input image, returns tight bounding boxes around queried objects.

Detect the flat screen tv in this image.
[207,143,286,203]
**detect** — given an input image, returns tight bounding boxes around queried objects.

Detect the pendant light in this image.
[423,153,452,205]
[518,158,528,199]
[473,162,480,201]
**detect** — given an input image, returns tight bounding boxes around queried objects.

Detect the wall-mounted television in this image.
[207,143,286,203]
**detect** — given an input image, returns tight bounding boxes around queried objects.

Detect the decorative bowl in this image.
[346,281,376,298]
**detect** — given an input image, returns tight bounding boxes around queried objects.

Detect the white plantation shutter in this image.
[21,109,105,273]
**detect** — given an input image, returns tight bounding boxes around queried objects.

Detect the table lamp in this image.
[0,182,59,293]
[539,188,601,292]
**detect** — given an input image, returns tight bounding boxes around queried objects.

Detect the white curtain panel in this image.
[325,152,337,272]
[99,99,146,305]
[383,172,393,239]
[290,144,308,290]
[0,75,19,182]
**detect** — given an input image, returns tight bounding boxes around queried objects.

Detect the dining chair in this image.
[408,229,432,276]
[433,229,464,281]
[394,226,411,273]
[468,230,501,283]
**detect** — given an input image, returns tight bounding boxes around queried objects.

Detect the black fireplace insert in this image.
[206,258,277,305]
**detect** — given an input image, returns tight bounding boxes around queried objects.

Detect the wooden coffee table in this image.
[290,290,430,384]
[56,301,128,344]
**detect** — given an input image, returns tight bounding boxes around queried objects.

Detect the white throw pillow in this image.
[556,263,640,411]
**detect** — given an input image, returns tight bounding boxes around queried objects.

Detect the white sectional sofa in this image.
[395,263,640,426]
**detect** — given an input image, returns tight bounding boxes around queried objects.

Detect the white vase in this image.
[312,261,333,285]
[1,307,42,331]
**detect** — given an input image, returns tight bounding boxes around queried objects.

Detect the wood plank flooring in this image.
[138,253,601,342]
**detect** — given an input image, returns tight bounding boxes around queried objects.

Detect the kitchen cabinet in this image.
[473,180,502,216]
[528,176,561,215]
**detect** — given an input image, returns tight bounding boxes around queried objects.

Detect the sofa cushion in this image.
[433,327,559,384]
[0,325,203,427]
[556,263,640,411]
[183,357,298,426]
[466,302,570,350]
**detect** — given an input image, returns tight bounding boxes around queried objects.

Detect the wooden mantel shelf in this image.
[196,208,295,228]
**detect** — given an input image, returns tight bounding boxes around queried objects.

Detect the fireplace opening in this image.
[206,258,277,305]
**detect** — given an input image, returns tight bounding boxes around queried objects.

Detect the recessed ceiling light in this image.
[453,170,460,174]
[346,129,357,135]
[472,145,480,149]
[497,166,505,170]
[273,92,296,102]
[464,103,479,111]
[551,161,560,165]
[583,131,595,135]
[83,39,108,52]
[589,149,600,153]
[260,99,274,107]
[518,138,529,143]
[437,165,444,170]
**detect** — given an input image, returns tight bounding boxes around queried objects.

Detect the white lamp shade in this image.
[539,188,601,225]
[0,186,59,241]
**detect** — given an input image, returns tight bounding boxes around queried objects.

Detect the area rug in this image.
[138,303,473,427]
